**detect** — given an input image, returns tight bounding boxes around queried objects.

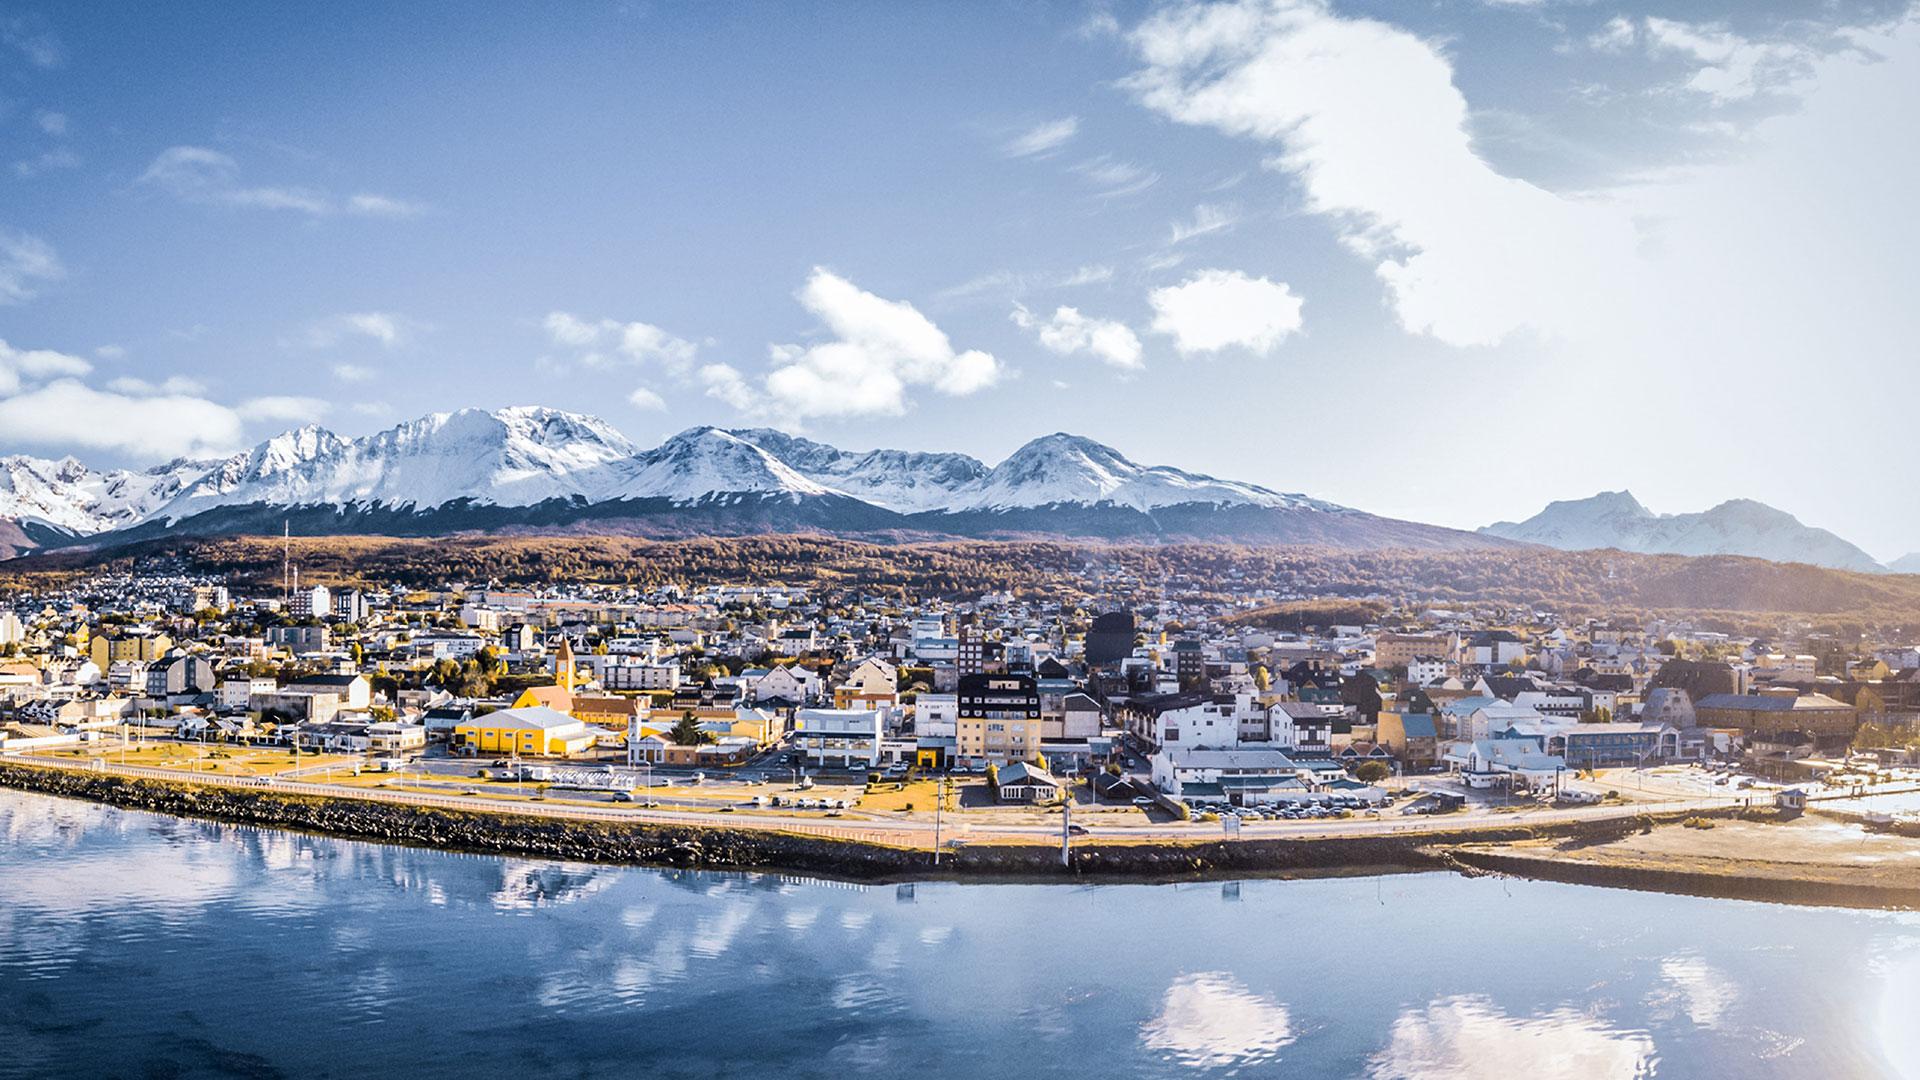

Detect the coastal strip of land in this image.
[16,757,1918,908]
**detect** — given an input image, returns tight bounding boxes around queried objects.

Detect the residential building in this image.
[833,657,899,710]
[994,761,1062,803]
[284,673,372,710]
[266,625,330,653]
[792,708,884,769]
[1693,693,1858,747]
[144,653,216,698]
[956,673,1041,762]
[1374,632,1452,669]
[913,692,958,737]
[1376,710,1440,769]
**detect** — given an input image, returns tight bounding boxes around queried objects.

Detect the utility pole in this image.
[1060,785,1072,867]
[933,775,944,866]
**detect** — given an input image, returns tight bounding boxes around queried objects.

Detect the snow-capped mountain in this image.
[0,454,215,537]
[730,429,988,514]
[939,433,1341,514]
[0,406,1516,555]
[151,407,640,522]
[608,427,832,502]
[1888,553,1920,575]
[1480,491,1886,573]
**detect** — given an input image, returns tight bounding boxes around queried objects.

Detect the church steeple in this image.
[555,636,577,688]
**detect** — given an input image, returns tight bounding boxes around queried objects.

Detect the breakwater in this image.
[1,759,1720,884]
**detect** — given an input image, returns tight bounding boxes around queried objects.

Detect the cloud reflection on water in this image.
[1140,972,1295,1070]
[1368,995,1655,1080]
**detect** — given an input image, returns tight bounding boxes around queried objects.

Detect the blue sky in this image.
[4,0,1920,556]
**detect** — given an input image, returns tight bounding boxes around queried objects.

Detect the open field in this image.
[42,743,360,778]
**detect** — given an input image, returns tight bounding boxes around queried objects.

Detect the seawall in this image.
[0,760,1681,883]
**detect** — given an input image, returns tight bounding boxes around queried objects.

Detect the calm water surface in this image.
[3,788,1918,1079]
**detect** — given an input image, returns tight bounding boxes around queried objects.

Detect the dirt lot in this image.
[1461,813,1920,898]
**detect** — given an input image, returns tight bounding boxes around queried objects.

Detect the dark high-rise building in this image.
[1085,610,1135,668]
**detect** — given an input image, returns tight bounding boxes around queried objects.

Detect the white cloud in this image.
[237,396,332,424]
[543,311,699,376]
[698,362,755,411]
[626,386,667,411]
[1643,18,1821,104]
[345,193,427,217]
[0,379,244,458]
[1125,0,1640,348]
[13,148,79,179]
[0,229,63,304]
[1004,117,1080,158]
[1169,202,1239,244]
[93,345,126,360]
[1011,302,1143,370]
[137,146,422,218]
[1140,973,1295,1070]
[699,268,1002,426]
[35,110,66,136]
[331,363,376,382]
[1148,268,1303,355]
[1590,16,1637,53]
[1059,264,1116,286]
[1072,154,1160,198]
[105,375,209,397]
[289,312,410,350]
[351,402,393,418]
[0,338,91,395]
[1,16,62,69]
[1368,996,1655,1080]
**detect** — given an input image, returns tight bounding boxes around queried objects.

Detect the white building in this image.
[219,676,277,711]
[792,708,884,769]
[416,633,485,660]
[913,692,958,737]
[594,657,682,692]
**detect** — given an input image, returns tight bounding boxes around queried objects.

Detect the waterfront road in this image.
[5,749,1758,851]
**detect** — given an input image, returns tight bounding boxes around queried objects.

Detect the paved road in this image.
[7,749,1750,852]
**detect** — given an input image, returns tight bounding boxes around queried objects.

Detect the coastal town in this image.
[4,557,1917,848]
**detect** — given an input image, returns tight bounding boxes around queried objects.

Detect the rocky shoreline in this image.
[11,761,1903,907]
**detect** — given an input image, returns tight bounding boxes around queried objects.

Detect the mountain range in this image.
[6,411,1909,573]
[1479,490,1893,574]
[0,406,1507,558]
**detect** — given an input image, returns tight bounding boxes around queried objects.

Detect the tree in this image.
[1579,706,1614,724]
[1253,666,1270,692]
[985,763,1000,789]
[670,710,712,746]
[1354,760,1390,784]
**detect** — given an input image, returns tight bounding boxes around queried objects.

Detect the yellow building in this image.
[89,631,173,669]
[453,706,597,757]
[833,657,899,710]
[513,685,575,712]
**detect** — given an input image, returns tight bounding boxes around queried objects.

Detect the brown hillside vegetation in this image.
[5,534,1920,631]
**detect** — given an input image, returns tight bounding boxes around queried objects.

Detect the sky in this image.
[3,0,1920,557]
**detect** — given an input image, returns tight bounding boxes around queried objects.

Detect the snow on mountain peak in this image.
[608,426,831,503]
[1481,491,1886,573]
[1,409,1354,540]
[729,428,989,513]
[947,432,1338,514]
